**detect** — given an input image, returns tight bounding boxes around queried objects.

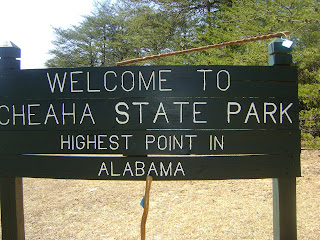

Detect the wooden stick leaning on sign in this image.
[141,175,153,240]
[116,31,290,66]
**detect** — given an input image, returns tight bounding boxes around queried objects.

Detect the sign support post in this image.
[272,177,297,240]
[0,42,25,240]
[269,37,298,240]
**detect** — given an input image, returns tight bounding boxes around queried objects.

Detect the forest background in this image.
[46,0,320,148]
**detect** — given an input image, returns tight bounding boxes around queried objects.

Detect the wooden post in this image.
[272,178,297,240]
[268,37,297,240]
[0,41,25,240]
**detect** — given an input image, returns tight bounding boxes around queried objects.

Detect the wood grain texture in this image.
[0,65,300,180]
[0,130,300,155]
[0,154,300,180]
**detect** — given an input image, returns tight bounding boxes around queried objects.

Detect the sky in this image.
[0,0,95,69]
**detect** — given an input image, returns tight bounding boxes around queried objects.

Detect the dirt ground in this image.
[1,150,319,239]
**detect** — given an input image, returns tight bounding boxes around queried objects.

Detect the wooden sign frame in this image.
[0,38,299,239]
[0,65,300,180]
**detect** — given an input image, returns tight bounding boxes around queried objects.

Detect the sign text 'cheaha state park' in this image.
[0,65,300,180]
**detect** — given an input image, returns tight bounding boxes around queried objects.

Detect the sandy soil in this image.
[1,150,319,239]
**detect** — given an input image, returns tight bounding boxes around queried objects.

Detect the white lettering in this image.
[227,102,241,123]
[87,72,100,92]
[97,161,185,178]
[98,162,109,176]
[173,102,189,123]
[210,135,224,151]
[12,105,25,125]
[44,104,59,125]
[139,71,155,91]
[111,162,120,176]
[61,135,71,150]
[174,162,185,176]
[123,162,134,176]
[104,71,117,92]
[86,135,97,150]
[193,102,207,123]
[98,135,108,150]
[197,69,212,91]
[160,162,172,176]
[121,134,132,150]
[264,102,277,123]
[153,102,169,123]
[157,135,167,150]
[47,72,67,93]
[245,102,260,123]
[159,70,172,91]
[147,162,159,176]
[62,103,76,125]
[185,135,197,150]
[280,103,293,123]
[0,105,10,125]
[121,71,135,92]
[132,102,149,123]
[135,161,145,176]
[145,135,155,150]
[27,104,41,125]
[115,102,129,124]
[79,103,95,125]
[109,135,119,150]
[76,135,85,150]
[70,71,83,93]
[217,70,230,91]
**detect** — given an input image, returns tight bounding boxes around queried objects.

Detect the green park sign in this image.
[0,65,300,180]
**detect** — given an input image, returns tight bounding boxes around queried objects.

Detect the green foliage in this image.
[299,83,320,136]
[197,0,320,65]
[46,2,120,67]
[129,0,232,15]
[46,0,195,67]
[301,132,320,149]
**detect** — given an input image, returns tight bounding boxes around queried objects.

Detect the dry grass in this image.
[1,150,319,239]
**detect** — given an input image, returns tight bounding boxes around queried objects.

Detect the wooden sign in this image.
[0,65,300,180]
